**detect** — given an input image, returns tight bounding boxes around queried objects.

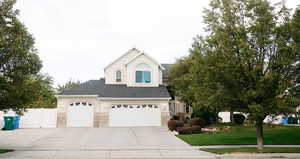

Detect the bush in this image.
[177,126,202,134]
[189,117,205,127]
[168,120,184,131]
[176,126,193,134]
[191,125,202,134]
[233,114,246,125]
[171,115,179,120]
[184,117,191,124]
[191,108,218,126]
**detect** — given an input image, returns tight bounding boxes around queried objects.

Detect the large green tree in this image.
[171,0,299,150]
[0,0,43,114]
[25,74,56,108]
[168,56,195,106]
[203,0,299,150]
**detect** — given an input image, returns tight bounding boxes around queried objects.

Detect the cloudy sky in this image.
[14,0,299,86]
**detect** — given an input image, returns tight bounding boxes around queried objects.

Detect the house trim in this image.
[125,52,165,70]
[97,97,171,100]
[104,48,140,70]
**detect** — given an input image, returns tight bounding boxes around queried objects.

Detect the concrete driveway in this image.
[0,127,192,151]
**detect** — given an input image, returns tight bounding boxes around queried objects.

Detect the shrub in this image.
[171,115,179,120]
[177,126,202,134]
[189,117,205,127]
[191,108,218,126]
[191,125,202,134]
[176,126,193,134]
[233,114,246,125]
[168,120,184,131]
[184,117,191,124]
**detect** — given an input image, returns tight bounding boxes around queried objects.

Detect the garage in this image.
[67,102,94,127]
[109,104,161,127]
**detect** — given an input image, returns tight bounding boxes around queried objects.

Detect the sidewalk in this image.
[219,153,300,159]
[0,150,216,159]
[1,150,300,159]
[194,145,300,149]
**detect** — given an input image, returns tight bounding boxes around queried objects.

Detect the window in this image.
[70,102,93,106]
[116,70,121,82]
[136,71,151,83]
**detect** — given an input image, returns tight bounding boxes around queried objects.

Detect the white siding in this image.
[104,49,140,84]
[104,49,163,86]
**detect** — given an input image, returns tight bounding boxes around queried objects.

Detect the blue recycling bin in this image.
[13,116,20,129]
[282,117,288,125]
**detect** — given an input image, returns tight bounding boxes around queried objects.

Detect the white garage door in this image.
[109,104,161,127]
[67,102,94,127]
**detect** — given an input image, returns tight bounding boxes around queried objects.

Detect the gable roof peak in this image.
[104,48,142,70]
[130,47,141,52]
[125,51,165,70]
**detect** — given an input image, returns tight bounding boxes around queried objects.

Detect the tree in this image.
[197,0,299,150]
[171,0,299,150]
[0,0,43,114]
[168,42,222,124]
[168,56,195,107]
[57,79,81,93]
[25,74,56,108]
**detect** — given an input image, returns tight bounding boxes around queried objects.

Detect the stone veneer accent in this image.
[99,112,109,127]
[57,112,67,128]
[161,112,170,127]
[94,112,101,127]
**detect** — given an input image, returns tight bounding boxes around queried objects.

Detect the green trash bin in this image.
[4,116,15,130]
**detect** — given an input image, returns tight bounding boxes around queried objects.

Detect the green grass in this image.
[0,149,13,154]
[200,147,300,154]
[177,124,300,146]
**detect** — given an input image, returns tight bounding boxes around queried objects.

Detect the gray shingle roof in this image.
[58,79,171,98]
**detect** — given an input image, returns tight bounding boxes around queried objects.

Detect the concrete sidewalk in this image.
[0,150,216,159]
[194,145,300,149]
[1,150,300,159]
[219,153,300,159]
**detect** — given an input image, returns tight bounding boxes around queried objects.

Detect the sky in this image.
[14,0,299,86]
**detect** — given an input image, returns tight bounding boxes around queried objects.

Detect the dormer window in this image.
[136,71,151,83]
[116,70,121,82]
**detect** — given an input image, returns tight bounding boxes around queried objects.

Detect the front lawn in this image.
[0,149,13,154]
[200,147,300,154]
[177,124,300,146]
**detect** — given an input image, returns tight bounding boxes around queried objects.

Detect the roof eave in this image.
[97,97,171,100]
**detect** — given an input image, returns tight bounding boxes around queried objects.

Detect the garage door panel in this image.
[67,105,94,127]
[109,104,161,127]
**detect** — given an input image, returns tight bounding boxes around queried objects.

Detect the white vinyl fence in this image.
[0,109,57,129]
[218,112,284,124]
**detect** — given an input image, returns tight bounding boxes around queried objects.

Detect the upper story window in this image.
[136,71,151,83]
[116,70,121,82]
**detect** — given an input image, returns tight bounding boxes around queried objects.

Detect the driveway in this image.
[0,127,192,151]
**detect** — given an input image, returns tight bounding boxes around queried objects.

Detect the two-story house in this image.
[56,48,171,127]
